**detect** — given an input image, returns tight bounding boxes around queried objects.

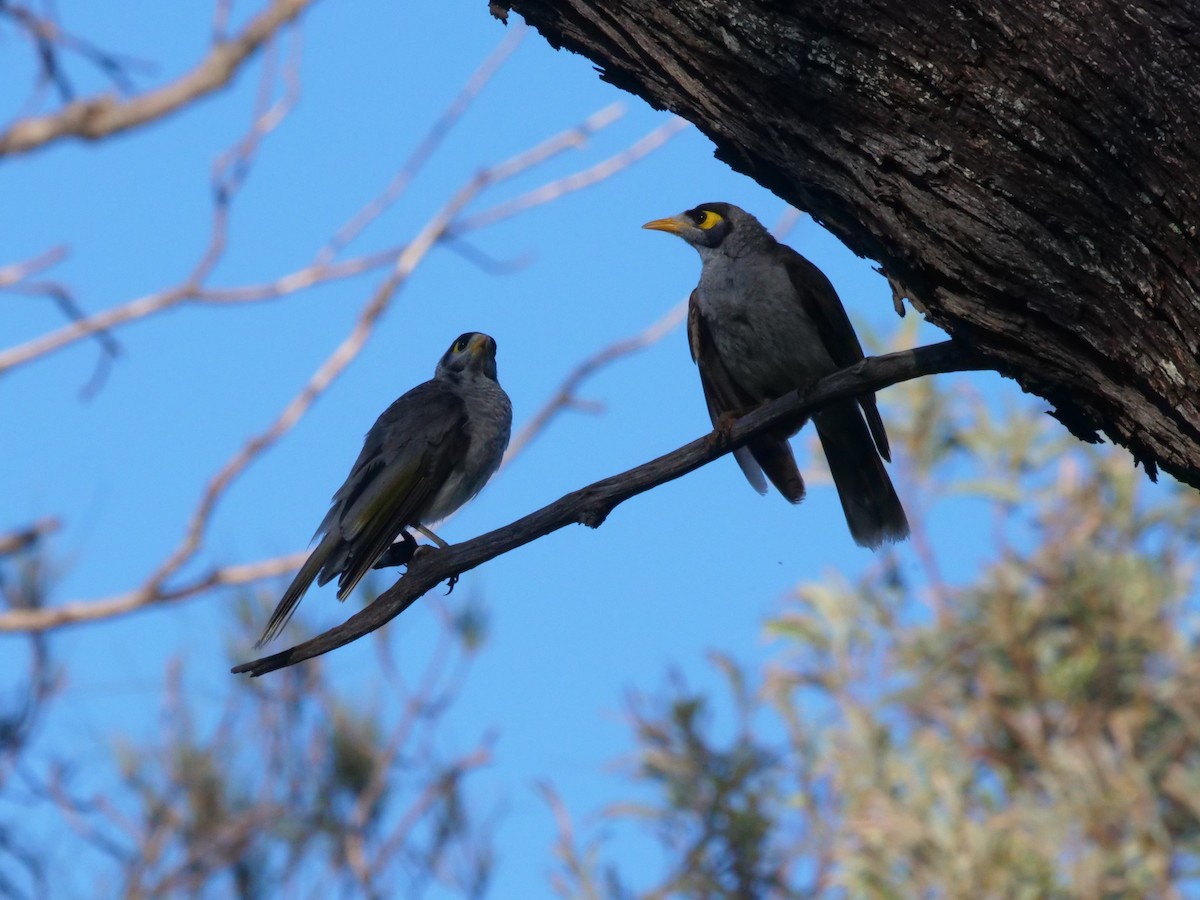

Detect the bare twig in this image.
[0,517,61,558]
[0,0,314,156]
[452,115,690,233]
[0,105,684,377]
[0,247,110,367]
[314,24,528,266]
[0,552,308,632]
[502,299,688,466]
[233,341,990,675]
[0,245,69,287]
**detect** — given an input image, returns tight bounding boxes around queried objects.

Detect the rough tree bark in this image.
[491,0,1200,489]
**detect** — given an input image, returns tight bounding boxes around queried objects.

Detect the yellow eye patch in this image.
[692,209,723,230]
[454,337,470,352]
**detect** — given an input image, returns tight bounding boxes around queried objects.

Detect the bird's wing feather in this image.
[780,248,891,460]
[688,291,768,494]
[330,382,470,600]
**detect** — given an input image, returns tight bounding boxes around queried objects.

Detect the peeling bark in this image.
[493,0,1200,488]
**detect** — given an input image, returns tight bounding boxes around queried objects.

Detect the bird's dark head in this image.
[642,202,737,250]
[437,332,499,381]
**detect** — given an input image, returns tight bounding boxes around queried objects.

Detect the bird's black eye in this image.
[454,335,471,353]
[687,208,723,230]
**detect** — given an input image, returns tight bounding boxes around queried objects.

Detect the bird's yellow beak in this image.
[642,215,687,235]
[466,333,494,358]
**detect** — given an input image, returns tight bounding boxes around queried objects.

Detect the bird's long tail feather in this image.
[815,402,909,549]
[255,532,341,647]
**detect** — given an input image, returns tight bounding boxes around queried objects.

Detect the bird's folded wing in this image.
[332,384,470,600]
[781,250,891,460]
[688,291,768,493]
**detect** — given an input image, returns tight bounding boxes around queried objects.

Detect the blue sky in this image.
[3,2,1021,894]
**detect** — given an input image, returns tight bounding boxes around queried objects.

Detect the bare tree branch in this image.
[0,247,115,377]
[451,115,689,233]
[314,24,528,266]
[501,299,687,466]
[0,246,68,288]
[0,107,682,377]
[0,518,60,558]
[0,552,308,632]
[0,0,315,157]
[233,340,989,676]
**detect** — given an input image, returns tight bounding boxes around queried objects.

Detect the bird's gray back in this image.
[316,381,467,541]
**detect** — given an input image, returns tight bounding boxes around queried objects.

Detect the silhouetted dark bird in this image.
[644,203,908,548]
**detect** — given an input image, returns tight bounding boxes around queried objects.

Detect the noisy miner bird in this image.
[256,332,512,647]
[643,203,909,548]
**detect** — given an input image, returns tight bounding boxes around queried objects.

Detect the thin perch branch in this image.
[233,340,990,676]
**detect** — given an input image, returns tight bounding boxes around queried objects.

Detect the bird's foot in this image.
[714,410,740,437]
[409,543,459,594]
[372,532,418,570]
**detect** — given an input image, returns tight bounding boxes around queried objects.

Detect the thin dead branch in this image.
[502,299,688,466]
[0,0,314,156]
[0,106,682,377]
[0,246,69,288]
[315,24,528,266]
[0,552,308,632]
[0,518,61,558]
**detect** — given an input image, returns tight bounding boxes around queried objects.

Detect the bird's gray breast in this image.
[423,375,512,524]
[696,252,836,399]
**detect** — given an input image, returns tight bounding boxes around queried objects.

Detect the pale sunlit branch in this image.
[0,0,315,156]
[314,25,528,266]
[0,245,69,288]
[456,115,690,233]
[0,553,309,633]
[502,298,689,467]
[0,26,303,380]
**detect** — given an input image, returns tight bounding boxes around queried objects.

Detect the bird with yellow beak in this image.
[255,332,512,646]
[644,203,908,549]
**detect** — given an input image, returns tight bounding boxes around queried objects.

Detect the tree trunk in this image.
[491,0,1200,489]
